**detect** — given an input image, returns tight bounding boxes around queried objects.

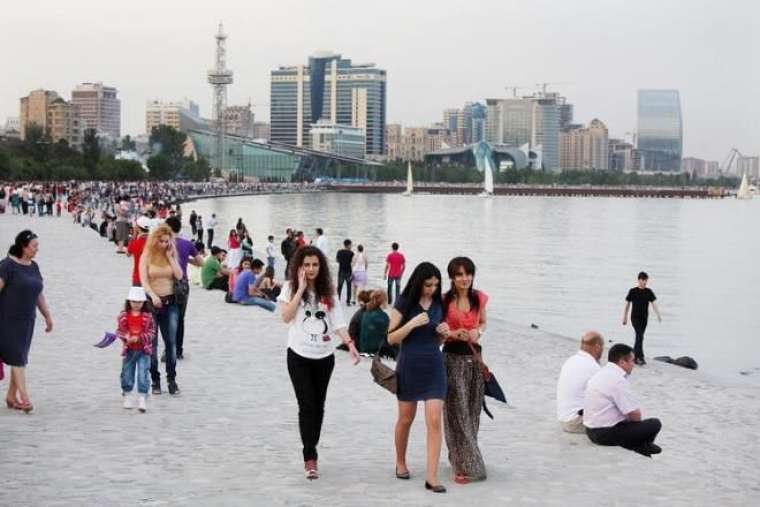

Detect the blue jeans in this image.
[267,256,276,270]
[150,302,179,385]
[387,277,401,305]
[121,350,150,394]
[239,297,276,312]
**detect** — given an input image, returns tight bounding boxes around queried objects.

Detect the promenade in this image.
[0,213,757,506]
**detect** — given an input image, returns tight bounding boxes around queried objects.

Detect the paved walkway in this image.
[0,213,757,506]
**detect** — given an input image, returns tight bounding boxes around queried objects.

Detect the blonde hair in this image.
[143,224,174,267]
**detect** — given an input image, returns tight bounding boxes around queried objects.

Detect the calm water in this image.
[189,192,760,384]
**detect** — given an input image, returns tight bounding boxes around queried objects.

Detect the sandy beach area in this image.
[0,212,757,506]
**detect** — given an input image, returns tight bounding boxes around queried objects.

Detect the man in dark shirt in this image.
[280,228,296,277]
[335,239,354,306]
[622,271,662,365]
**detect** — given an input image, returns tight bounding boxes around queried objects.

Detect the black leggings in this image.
[287,348,335,462]
[632,318,648,360]
[587,418,661,455]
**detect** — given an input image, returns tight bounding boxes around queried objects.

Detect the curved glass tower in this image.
[637,89,683,172]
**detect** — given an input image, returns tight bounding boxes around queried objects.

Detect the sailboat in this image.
[480,157,494,197]
[402,161,413,196]
[737,172,752,200]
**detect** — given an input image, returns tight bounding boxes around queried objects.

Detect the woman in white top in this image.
[350,244,368,305]
[278,245,360,480]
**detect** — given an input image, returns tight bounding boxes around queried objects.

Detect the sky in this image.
[1,0,757,161]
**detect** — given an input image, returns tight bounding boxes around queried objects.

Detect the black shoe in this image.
[151,384,161,395]
[425,481,446,493]
[395,467,410,480]
[177,353,184,360]
[639,358,647,365]
[168,382,180,395]
[647,443,662,455]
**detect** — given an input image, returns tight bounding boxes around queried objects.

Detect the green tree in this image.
[121,135,137,152]
[82,129,101,178]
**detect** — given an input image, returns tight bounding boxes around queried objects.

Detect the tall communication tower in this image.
[207,23,234,172]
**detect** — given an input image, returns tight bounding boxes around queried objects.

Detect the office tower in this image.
[637,89,682,172]
[71,82,121,137]
[559,118,609,170]
[145,99,201,134]
[19,89,60,139]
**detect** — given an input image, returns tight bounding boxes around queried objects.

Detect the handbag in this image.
[173,278,189,306]
[468,342,508,419]
[371,340,397,394]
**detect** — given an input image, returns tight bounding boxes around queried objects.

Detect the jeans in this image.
[267,256,275,270]
[150,302,179,385]
[206,229,214,250]
[337,271,352,304]
[632,318,648,360]
[121,350,150,395]
[287,348,335,462]
[387,277,401,305]
[239,296,276,312]
[176,289,189,357]
[586,418,662,456]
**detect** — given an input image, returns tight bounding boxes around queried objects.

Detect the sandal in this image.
[454,474,470,485]
[395,467,410,480]
[17,400,33,413]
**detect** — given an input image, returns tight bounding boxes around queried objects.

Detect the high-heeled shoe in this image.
[425,481,446,493]
[6,398,19,409]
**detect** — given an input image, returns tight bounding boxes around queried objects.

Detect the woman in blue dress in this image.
[0,230,54,413]
[388,262,448,493]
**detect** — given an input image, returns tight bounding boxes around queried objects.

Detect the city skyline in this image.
[0,0,757,162]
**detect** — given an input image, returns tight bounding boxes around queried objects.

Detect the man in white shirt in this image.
[206,213,218,250]
[556,331,604,433]
[313,228,328,255]
[584,343,662,457]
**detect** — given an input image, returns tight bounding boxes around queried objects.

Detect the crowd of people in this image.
[0,181,666,494]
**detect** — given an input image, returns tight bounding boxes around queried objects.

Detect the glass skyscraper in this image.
[637,89,683,172]
[270,52,386,157]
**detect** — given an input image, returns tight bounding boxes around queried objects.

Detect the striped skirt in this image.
[443,352,487,481]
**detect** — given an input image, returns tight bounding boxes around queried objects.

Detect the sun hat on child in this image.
[128,286,147,302]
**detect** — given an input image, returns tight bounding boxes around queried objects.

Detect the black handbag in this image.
[468,343,508,419]
[173,278,189,306]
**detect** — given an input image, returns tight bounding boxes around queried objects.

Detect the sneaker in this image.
[304,459,319,480]
[152,384,162,395]
[137,396,147,413]
[122,393,134,410]
[168,382,180,395]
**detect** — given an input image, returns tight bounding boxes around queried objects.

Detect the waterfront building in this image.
[681,157,708,178]
[1,117,21,139]
[270,52,386,156]
[145,99,202,134]
[608,138,642,172]
[425,141,540,171]
[19,89,60,140]
[737,156,759,179]
[71,82,121,138]
[443,108,465,146]
[464,102,487,144]
[385,124,402,160]
[310,120,365,159]
[559,118,609,170]
[706,160,721,178]
[637,89,683,172]
[224,103,255,138]
[47,98,83,149]
[253,122,270,141]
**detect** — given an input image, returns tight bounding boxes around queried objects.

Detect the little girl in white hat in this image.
[116,286,155,412]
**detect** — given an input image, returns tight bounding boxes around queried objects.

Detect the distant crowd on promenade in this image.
[1,182,666,494]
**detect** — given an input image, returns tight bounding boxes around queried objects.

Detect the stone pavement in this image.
[0,213,758,506]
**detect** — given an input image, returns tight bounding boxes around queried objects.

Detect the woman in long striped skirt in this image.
[439,257,488,484]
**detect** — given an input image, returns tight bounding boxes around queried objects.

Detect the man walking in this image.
[584,344,663,457]
[622,272,662,365]
[206,213,217,250]
[335,239,354,306]
[189,210,198,237]
[313,227,329,255]
[384,242,406,305]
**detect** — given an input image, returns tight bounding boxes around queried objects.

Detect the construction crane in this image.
[720,148,744,175]
[535,82,572,96]
[504,85,529,98]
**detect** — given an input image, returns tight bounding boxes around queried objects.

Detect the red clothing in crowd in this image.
[386,251,406,278]
[127,235,148,285]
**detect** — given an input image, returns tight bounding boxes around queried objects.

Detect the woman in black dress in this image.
[0,230,54,413]
[388,262,448,493]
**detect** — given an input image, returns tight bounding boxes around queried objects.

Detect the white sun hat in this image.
[127,286,147,302]
[136,216,151,231]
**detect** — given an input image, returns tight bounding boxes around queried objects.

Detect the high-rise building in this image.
[608,138,642,171]
[637,89,682,172]
[71,82,121,138]
[270,52,386,156]
[464,102,487,144]
[252,122,270,141]
[145,99,201,134]
[737,156,759,179]
[559,118,609,170]
[310,120,365,159]
[19,89,60,139]
[224,104,254,138]
[385,124,403,160]
[1,117,21,139]
[442,108,465,146]
[47,98,83,149]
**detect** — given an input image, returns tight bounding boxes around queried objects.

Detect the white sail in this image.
[484,158,494,195]
[737,173,752,200]
[403,161,413,196]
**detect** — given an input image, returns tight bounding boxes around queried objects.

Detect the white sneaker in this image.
[137,396,147,413]
[122,393,134,410]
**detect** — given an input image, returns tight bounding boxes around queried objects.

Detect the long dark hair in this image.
[443,256,480,313]
[8,230,37,257]
[288,245,335,308]
[396,262,443,317]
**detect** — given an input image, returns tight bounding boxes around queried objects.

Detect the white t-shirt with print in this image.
[277,282,347,359]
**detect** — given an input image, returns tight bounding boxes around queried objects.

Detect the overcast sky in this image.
[1,0,757,161]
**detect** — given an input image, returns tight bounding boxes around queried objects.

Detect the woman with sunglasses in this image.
[278,246,360,480]
[0,230,54,413]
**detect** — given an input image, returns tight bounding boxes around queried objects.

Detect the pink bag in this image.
[0,357,5,381]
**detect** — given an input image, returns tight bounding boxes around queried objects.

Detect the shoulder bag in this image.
[371,340,397,394]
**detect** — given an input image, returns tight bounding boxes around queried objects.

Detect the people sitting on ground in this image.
[339,290,372,352]
[556,331,604,433]
[233,258,276,311]
[359,290,393,357]
[201,246,229,291]
[584,343,663,457]
[254,266,281,301]
[188,241,206,287]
